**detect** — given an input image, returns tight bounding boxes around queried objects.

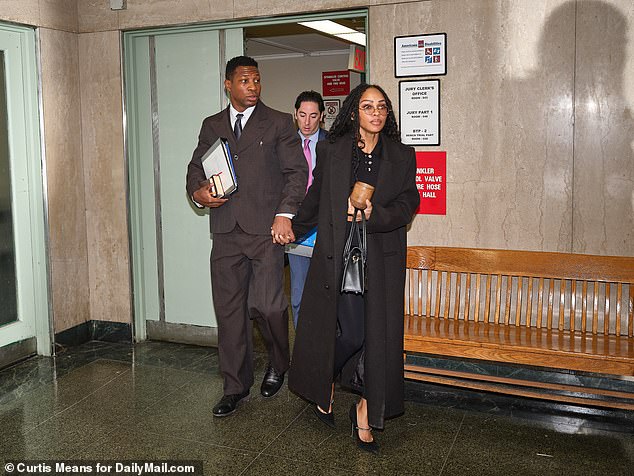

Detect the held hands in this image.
[347,197,372,222]
[271,216,295,245]
[193,182,228,208]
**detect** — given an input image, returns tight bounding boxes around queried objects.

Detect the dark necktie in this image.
[234,113,243,140]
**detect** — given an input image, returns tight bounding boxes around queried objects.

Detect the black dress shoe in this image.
[260,364,285,398]
[312,404,335,428]
[349,403,379,454]
[212,392,249,417]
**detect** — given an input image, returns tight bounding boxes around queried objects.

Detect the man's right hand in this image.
[193,183,228,208]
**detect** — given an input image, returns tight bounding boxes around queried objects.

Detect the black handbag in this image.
[341,208,367,294]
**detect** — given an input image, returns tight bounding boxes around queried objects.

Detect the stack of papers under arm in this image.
[201,137,237,197]
[286,227,317,258]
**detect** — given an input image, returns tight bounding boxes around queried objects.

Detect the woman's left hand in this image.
[362,200,373,221]
[347,198,372,221]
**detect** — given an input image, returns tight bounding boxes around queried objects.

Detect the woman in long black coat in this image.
[287,84,419,453]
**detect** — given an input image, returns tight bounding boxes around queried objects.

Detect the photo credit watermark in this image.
[4,461,203,476]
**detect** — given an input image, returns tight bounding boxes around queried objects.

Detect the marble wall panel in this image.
[249,0,366,18]
[0,0,77,30]
[78,31,131,324]
[0,0,39,26]
[78,0,120,33]
[117,0,233,31]
[371,0,576,252]
[38,28,89,332]
[50,259,90,332]
[230,0,252,21]
[573,0,634,256]
[39,0,78,32]
[78,0,371,31]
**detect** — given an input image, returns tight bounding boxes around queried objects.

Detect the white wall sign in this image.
[394,33,447,77]
[324,99,340,131]
[399,79,440,146]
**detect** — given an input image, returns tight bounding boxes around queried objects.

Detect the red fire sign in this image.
[415,151,446,215]
[322,70,350,96]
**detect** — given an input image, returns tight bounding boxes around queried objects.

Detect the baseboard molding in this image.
[55,322,90,346]
[55,320,132,347]
[146,320,218,347]
[0,337,37,369]
[92,320,132,343]
[55,320,217,348]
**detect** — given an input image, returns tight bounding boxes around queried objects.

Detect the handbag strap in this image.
[359,208,367,260]
[343,210,357,255]
[343,208,367,258]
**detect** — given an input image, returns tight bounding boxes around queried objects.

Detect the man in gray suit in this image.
[186,56,307,417]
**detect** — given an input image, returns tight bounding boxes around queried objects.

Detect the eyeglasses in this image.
[359,104,389,116]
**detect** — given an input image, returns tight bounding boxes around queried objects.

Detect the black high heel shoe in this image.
[312,403,335,428]
[349,403,379,454]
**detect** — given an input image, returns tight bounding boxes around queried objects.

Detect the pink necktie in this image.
[303,138,313,189]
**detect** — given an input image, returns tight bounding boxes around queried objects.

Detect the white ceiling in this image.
[245,33,351,59]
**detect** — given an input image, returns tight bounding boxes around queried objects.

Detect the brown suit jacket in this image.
[186,102,308,234]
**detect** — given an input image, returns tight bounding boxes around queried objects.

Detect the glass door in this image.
[0,51,17,328]
[0,23,51,365]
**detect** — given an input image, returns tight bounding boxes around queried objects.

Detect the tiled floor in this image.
[1,340,633,475]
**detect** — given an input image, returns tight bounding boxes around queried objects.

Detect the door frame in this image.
[0,23,52,363]
[123,9,368,344]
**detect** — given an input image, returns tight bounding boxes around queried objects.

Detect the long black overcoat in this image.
[288,133,419,429]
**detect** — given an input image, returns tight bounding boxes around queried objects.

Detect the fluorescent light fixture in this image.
[335,32,366,46]
[299,20,354,35]
[299,20,366,46]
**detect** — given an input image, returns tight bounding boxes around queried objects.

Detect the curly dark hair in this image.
[327,83,400,144]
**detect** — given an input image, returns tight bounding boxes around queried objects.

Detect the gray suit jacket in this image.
[187,102,308,235]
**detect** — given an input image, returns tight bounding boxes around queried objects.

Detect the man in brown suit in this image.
[186,56,307,417]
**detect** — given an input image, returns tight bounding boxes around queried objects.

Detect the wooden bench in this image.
[403,246,634,410]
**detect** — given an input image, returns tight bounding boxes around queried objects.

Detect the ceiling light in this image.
[299,20,355,35]
[334,32,366,46]
[299,20,366,46]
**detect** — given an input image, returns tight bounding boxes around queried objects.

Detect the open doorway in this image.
[245,17,366,120]
[125,11,367,347]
